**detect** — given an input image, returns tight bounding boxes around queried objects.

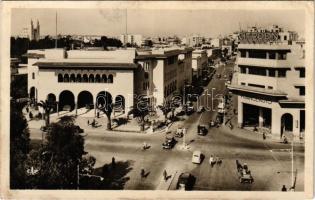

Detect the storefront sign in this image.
[238,32,279,44]
[241,96,272,104]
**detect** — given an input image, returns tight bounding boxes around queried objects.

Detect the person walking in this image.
[163,169,167,181]
[281,185,287,191]
[263,132,266,140]
[141,169,145,179]
[111,157,116,169]
[87,120,90,126]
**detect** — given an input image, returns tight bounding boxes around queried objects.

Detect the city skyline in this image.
[11,8,305,38]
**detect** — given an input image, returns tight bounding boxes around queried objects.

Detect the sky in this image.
[11,8,305,38]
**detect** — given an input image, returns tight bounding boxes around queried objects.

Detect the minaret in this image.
[30,19,34,40]
[37,20,40,40]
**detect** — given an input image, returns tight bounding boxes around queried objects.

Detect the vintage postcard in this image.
[0,1,314,199]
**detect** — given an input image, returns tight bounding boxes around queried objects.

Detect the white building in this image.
[228,26,305,139]
[192,50,208,78]
[25,47,193,117]
[120,34,142,47]
[182,34,204,47]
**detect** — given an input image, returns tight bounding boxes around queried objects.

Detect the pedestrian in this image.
[263,132,266,140]
[29,111,33,119]
[111,157,116,169]
[209,155,215,167]
[163,169,167,181]
[26,107,29,113]
[281,185,287,192]
[141,169,145,178]
[97,112,100,118]
[87,120,90,126]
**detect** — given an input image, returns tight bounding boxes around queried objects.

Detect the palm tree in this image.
[128,107,149,131]
[37,100,55,127]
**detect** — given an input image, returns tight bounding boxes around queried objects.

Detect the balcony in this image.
[228,84,287,97]
[237,57,290,68]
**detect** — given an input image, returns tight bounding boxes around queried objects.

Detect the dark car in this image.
[216,74,221,79]
[176,173,195,190]
[162,136,176,149]
[197,125,208,136]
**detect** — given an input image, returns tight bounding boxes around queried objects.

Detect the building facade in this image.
[192,50,208,78]
[228,26,305,139]
[30,20,40,41]
[119,34,142,47]
[26,47,193,117]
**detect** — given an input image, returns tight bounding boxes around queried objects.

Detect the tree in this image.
[37,100,56,127]
[27,117,93,189]
[128,99,149,131]
[11,74,28,99]
[10,100,30,188]
[97,92,113,130]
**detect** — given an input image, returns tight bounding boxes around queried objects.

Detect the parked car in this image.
[197,106,205,113]
[216,74,221,78]
[176,173,195,190]
[175,127,184,138]
[162,136,176,149]
[197,125,208,136]
[192,150,202,164]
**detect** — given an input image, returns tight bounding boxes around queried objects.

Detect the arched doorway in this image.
[47,93,57,112]
[96,91,113,112]
[78,91,93,109]
[114,95,125,113]
[59,90,75,111]
[281,113,293,135]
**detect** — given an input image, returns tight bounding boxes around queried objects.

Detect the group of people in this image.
[209,155,222,167]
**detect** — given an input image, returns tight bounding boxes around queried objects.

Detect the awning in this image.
[228,84,287,97]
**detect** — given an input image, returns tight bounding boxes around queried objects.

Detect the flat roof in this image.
[228,84,287,97]
[33,61,137,70]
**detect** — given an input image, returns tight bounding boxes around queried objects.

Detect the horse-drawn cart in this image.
[236,160,254,184]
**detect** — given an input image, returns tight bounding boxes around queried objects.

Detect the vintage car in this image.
[162,136,176,149]
[176,173,195,190]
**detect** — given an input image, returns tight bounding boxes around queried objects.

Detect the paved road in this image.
[28,59,304,191]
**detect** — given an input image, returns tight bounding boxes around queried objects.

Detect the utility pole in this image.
[55,12,58,48]
[291,139,294,191]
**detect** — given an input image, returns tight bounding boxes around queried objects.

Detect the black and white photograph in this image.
[1,1,314,199]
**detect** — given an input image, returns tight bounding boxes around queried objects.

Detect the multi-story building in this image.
[192,49,208,78]
[30,20,40,41]
[135,47,193,107]
[182,34,204,47]
[25,47,193,117]
[228,26,305,139]
[120,34,142,47]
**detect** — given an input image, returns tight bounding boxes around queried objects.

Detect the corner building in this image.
[228,26,305,139]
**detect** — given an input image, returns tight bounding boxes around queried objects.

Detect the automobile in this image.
[209,120,216,127]
[197,124,208,136]
[162,136,176,149]
[74,125,84,133]
[226,80,231,84]
[192,150,202,164]
[175,127,184,138]
[176,173,195,190]
[40,126,48,132]
[186,102,194,114]
[216,74,221,78]
[223,74,227,79]
[197,106,205,113]
[217,102,225,114]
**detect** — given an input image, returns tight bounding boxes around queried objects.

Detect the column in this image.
[245,67,249,74]
[275,52,279,60]
[237,98,243,127]
[271,108,281,138]
[266,69,269,77]
[75,101,78,116]
[259,108,264,127]
[94,103,97,117]
[266,52,269,59]
[57,102,59,116]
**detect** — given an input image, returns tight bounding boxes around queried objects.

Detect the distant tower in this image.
[30,19,40,41]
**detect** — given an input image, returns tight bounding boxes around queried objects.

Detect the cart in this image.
[236,160,254,184]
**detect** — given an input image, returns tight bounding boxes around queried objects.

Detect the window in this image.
[240,66,247,74]
[240,50,246,58]
[108,74,113,83]
[241,82,246,86]
[58,74,63,82]
[248,67,266,76]
[298,86,305,96]
[268,69,276,77]
[32,72,35,79]
[144,72,149,79]
[248,83,265,88]
[167,56,176,65]
[278,70,287,77]
[144,62,150,71]
[284,36,287,41]
[278,53,287,60]
[267,86,273,90]
[248,50,267,59]
[269,51,276,59]
[297,68,305,78]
